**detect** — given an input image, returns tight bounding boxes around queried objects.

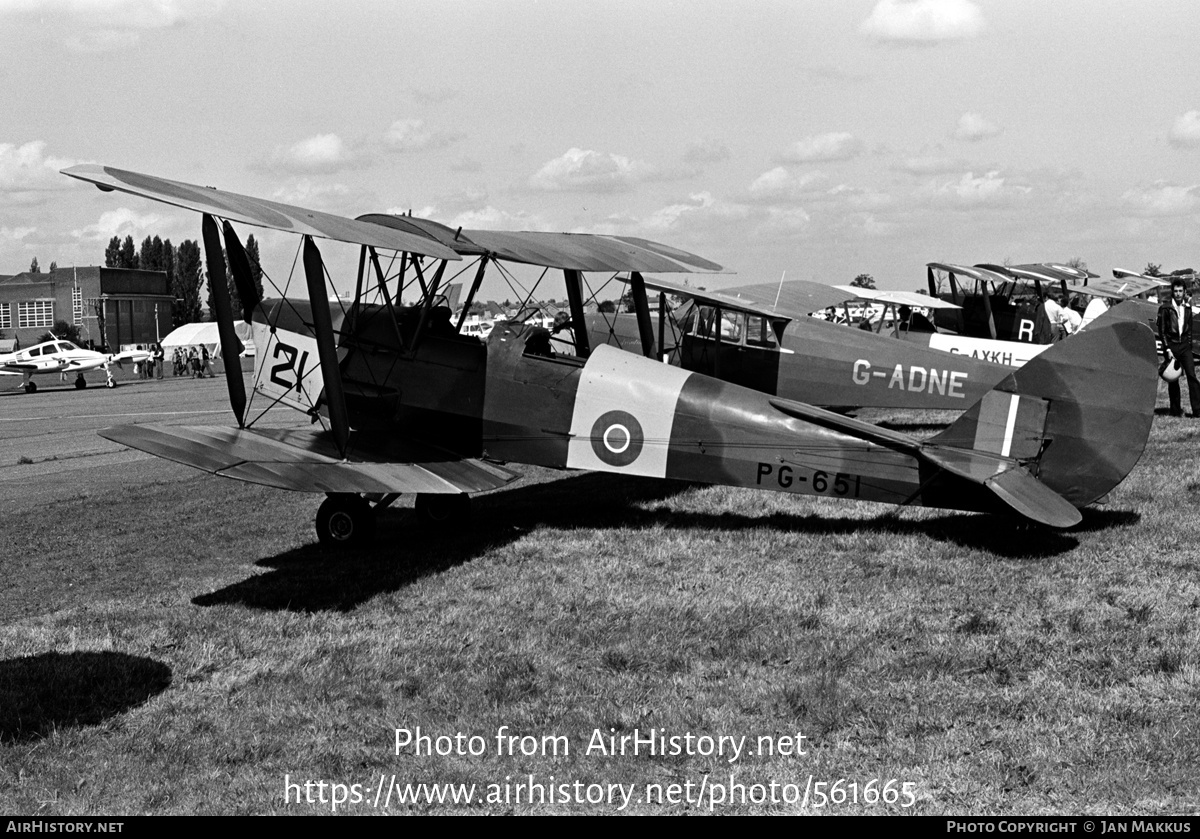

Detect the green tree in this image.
[104,236,121,267]
[29,257,40,273]
[173,240,204,326]
[245,234,264,302]
[161,239,175,294]
[37,320,83,345]
[48,261,57,272]
[851,273,876,289]
[119,235,137,269]
[139,235,167,271]
[1145,263,1163,277]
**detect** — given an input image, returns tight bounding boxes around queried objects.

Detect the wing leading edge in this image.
[100,424,519,495]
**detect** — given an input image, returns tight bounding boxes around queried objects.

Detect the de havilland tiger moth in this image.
[63,164,1158,545]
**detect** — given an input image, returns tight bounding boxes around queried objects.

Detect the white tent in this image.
[160,321,255,356]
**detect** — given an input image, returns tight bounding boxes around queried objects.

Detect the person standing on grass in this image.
[1158,277,1200,418]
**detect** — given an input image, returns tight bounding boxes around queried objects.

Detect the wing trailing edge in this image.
[100,424,519,495]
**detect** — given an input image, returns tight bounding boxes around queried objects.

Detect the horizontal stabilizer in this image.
[100,424,519,495]
[921,445,1081,528]
[770,395,1081,527]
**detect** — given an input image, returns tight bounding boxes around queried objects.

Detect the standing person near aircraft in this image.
[1043,293,1080,340]
[1158,278,1200,418]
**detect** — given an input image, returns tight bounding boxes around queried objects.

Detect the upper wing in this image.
[62,165,461,260]
[359,214,724,274]
[99,424,519,495]
[831,285,961,309]
[1071,276,1163,300]
[639,275,801,322]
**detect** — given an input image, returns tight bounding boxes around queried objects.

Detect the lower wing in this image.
[99,424,520,495]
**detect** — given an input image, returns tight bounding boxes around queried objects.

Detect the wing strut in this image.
[221,220,262,321]
[563,269,592,358]
[201,213,247,426]
[302,235,351,456]
[629,272,656,359]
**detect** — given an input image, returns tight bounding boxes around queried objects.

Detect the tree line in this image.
[103,234,264,328]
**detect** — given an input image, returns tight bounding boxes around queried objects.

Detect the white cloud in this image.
[1,0,226,52]
[826,184,893,210]
[779,133,864,163]
[270,179,354,207]
[384,119,457,153]
[927,170,1028,206]
[528,148,652,193]
[1121,182,1200,217]
[860,0,985,43]
[72,207,165,243]
[642,192,748,232]
[748,167,826,200]
[763,207,811,231]
[267,134,360,173]
[1168,111,1200,148]
[0,225,37,243]
[954,112,1002,142]
[0,140,76,197]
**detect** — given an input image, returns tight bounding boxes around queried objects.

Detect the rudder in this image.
[929,319,1157,507]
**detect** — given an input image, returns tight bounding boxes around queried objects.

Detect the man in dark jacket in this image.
[1157,278,1200,417]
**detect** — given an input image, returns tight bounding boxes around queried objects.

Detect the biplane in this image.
[926,261,1098,343]
[63,165,1158,544]
[0,338,150,393]
[589,276,1037,409]
[609,277,1165,410]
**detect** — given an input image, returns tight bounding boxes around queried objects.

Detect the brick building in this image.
[0,265,172,351]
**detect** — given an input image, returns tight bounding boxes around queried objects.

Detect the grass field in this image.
[1,378,1198,815]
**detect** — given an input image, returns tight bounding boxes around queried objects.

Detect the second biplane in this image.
[64,165,1159,545]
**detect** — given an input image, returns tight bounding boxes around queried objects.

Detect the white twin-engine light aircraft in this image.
[0,338,151,393]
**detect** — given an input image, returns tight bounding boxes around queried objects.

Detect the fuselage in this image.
[251,302,1003,517]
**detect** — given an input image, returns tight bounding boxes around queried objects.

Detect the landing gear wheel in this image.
[105,379,116,389]
[75,374,87,390]
[23,381,37,394]
[414,493,472,527]
[316,494,376,548]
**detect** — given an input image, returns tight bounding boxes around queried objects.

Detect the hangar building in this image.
[0,265,172,352]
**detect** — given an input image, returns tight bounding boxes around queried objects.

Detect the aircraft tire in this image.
[24,381,37,394]
[106,380,116,389]
[316,494,376,549]
[414,493,471,528]
[75,376,87,389]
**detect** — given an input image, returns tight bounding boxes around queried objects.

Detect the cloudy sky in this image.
[2,0,1198,298]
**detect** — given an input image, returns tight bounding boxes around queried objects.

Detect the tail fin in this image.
[929,319,1157,508]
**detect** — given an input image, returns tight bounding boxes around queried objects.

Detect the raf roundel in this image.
[590,410,645,467]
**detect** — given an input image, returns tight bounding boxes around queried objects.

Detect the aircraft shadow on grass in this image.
[0,651,171,743]
[191,471,1141,614]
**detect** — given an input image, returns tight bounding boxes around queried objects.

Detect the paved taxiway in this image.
[0,373,306,507]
